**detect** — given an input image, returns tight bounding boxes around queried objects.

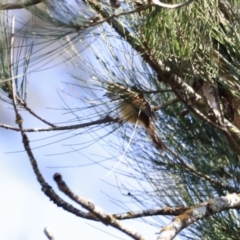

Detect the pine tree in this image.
[1,1,240,239]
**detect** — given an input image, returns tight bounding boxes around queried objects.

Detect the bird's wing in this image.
[126,94,156,119]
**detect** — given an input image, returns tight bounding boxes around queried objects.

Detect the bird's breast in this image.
[118,102,145,126]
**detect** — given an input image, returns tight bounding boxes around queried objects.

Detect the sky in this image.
[0,8,163,240]
[0,58,161,240]
[0,5,167,240]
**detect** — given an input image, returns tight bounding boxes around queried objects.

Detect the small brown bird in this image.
[105,83,164,150]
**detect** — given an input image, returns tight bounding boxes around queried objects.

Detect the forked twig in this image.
[16,96,56,127]
[54,173,146,240]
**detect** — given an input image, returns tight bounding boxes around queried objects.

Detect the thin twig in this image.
[0,115,118,132]
[16,96,56,127]
[54,173,146,240]
[81,3,149,30]
[8,14,101,223]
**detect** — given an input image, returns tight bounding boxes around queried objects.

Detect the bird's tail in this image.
[146,123,165,150]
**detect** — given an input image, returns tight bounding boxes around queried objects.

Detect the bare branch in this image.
[8,19,101,223]
[12,124,102,220]
[113,206,189,220]
[54,173,146,240]
[10,112,102,221]
[44,227,54,240]
[0,115,118,132]
[16,96,56,127]
[157,193,240,240]
[0,0,42,10]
